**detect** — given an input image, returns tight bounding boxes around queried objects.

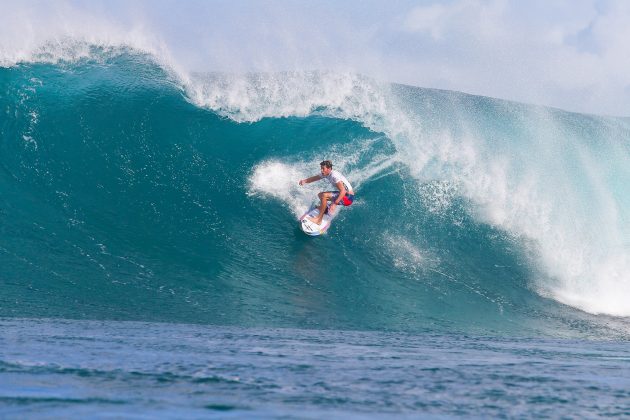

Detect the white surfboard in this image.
[299,204,338,236]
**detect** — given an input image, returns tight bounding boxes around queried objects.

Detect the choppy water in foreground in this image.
[2,318,629,418]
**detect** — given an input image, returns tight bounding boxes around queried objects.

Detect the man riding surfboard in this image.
[298,160,355,225]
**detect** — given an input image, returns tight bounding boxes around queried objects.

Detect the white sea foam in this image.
[184,71,392,125]
[247,160,313,218]
[383,233,439,276]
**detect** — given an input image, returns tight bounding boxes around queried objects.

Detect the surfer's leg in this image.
[308,191,332,224]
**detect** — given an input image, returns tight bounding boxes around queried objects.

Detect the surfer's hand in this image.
[299,179,304,186]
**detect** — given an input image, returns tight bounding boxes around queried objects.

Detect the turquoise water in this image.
[2,50,630,416]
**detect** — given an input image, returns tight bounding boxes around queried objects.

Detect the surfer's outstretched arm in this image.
[298,175,322,185]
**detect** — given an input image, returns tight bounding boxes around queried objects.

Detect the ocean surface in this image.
[2,318,629,418]
[1,47,630,417]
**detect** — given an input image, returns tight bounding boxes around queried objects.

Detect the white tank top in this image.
[322,170,353,193]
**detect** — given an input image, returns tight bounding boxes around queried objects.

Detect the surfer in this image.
[298,160,355,225]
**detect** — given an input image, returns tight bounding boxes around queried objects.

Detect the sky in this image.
[3,0,630,116]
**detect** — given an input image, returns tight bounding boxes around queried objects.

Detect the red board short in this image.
[331,192,354,206]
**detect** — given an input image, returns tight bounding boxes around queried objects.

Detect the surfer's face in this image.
[320,166,331,176]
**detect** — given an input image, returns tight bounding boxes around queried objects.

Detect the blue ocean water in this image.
[2,318,629,418]
[1,49,630,417]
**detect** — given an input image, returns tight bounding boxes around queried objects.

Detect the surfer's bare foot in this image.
[307,216,323,225]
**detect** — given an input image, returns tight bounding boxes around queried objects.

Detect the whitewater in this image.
[1,30,629,418]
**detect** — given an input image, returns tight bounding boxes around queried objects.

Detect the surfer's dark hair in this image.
[320,160,333,169]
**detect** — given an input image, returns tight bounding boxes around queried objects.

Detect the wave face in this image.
[1,50,630,338]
